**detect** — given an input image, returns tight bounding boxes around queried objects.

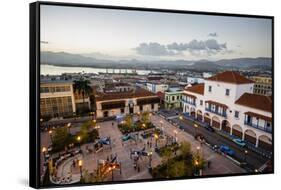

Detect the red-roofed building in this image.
[182,71,272,151]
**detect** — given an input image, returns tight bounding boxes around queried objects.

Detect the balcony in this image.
[244,121,272,133]
[205,108,227,118]
[182,99,196,107]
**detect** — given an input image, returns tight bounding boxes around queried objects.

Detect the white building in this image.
[182,71,272,151]
[186,76,205,84]
[146,82,169,93]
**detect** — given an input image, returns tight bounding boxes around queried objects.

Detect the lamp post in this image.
[142,123,146,129]
[179,115,183,121]
[42,146,47,162]
[148,151,152,172]
[196,146,200,155]
[48,130,53,143]
[173,130,178,143]
[78,160,83,179]
[77,136,81,151]
[67,123,71,134]
[244,150,248,162]
[194,123,198,136]
[149,113,152,122]
[195,160,199,176]
[154,134,159,148]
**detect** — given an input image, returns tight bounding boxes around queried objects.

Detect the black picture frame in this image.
[30,1,274,189]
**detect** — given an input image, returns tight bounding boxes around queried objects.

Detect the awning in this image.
[244,111,272,122]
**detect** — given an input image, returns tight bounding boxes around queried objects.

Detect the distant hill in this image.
[41,51,272,71]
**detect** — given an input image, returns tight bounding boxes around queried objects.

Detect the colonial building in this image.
[146,82,169,93]
[40,80,76,118]
[95,89,160,118]
[182,71,272,151]
[164,86,183,109]
[250,76,272,96]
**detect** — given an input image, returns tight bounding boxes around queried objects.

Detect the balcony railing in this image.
[182,99,196,106]
[205,108,227,118]
[244,121,272,133]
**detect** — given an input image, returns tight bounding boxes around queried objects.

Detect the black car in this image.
[205,125,215,132]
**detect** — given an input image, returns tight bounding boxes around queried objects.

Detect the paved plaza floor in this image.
[41,114,246,184]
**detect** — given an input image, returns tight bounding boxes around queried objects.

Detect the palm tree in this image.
[73,77,92,112]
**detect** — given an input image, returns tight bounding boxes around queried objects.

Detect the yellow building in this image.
[40,80,76,118]
[250,76,272,96]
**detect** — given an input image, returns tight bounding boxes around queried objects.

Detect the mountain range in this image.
[41,51,272,72]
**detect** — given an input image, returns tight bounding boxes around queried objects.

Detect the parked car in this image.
[232,138,246,147]
[219,145,235,156]
[204,125,215,132]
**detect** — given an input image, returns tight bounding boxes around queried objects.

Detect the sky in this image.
[40,5,272,61]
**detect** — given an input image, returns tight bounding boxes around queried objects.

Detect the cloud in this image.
[208,32,218,37]
[134,42,177,56]
[167,39,227,54]
[134,39,230,56]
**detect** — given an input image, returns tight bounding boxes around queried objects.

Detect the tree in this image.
[179,141,191,158]
[73,77,92,112]
[140,111,150,124]
[124,114,133,128]
[52,126,69,150]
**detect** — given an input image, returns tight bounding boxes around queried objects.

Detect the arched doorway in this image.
[197,110,203,122]
[232,124,243,139]
[221,120,231,134]
[244,129,257,145]
[258,135,272,151]
[190,107,196,118]
[204,113,211,126]
[212,116,220,129]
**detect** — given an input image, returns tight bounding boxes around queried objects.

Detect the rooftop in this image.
[235,93,272,112]
[95,88,157,102]
[185,84,204,95]
[206,71,254,84]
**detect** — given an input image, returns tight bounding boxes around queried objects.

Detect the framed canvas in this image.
[29,1,274,188]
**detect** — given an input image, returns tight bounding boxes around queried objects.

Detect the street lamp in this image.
[149,113,152,122]
[179,115,183,120]
[160,120,164,133]
[48,130,53,143]
[77,136,81,151]
[142,123,146,128]
[42,146,47,161]
[173,130,178,143]
[78,160,83,178]
[194,123,198,136]
[195,160,199,176]
[244,150,248,162]
[67,123,71,133]
[154,134,159,148]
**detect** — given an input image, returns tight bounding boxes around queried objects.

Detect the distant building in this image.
[40,80,76,118]
[95,89,160,118]
[182,71,272,151]
[250,76,272,96]
[164,87,183,109]
[146,82,169,93]
[186,76,204,85]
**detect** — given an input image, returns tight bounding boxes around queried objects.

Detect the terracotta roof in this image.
[205,100,228,109]
[183,92,197,99]
[185,84,204,95]
[244,111,272,122]
[156,91,165,99]
[95,88,157,102]
[206,71,254,84]
[235,93,272,112]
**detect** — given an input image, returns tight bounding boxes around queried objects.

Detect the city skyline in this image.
[41,5,272,61]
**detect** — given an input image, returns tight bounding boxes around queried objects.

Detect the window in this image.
[177,96,179,100]
[200,100,203,106]
[140,105,143,111]
[234,111,239,118]
[226,89,230,96]
[172,96,175,101]
[151,104,154,110]
[208,85,212,92]
[121,108,124,114]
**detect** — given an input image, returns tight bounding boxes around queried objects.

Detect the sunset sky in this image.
[40,5,272,61]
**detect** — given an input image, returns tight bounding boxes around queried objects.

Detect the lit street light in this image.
[78,160,83,178]
[173,130,178,143]
[48,130,53,143]
[193,123,198,136]
[77,136,81,151]
[42,146,47,161]
[244,150,248,162]
[67,123,71,133]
